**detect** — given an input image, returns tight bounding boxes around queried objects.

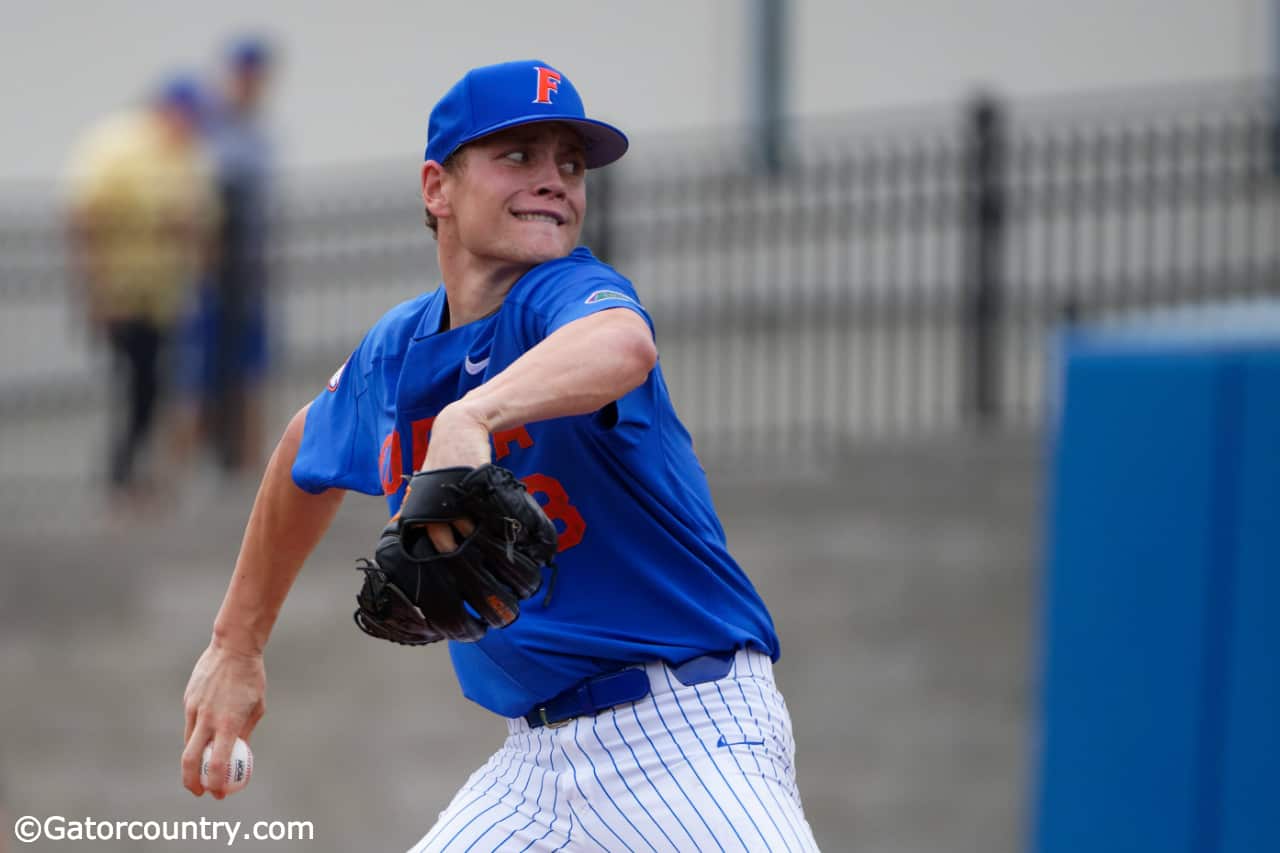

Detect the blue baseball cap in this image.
[153,73,204,121]
[424,60,628,169]
[227,35,271,71]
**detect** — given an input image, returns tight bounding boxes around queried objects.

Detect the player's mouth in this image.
[511,210,566,226]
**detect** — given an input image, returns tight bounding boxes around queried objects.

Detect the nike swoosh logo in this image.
[463,356,490,376]
[716,734,765,748]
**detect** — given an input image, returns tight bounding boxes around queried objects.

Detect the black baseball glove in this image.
[353,464,559,645]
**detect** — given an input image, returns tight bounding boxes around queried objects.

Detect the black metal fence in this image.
[1,80,1277,487]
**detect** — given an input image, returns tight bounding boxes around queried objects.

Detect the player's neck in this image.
[436,245,532,330]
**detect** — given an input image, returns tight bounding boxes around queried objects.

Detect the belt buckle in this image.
[538,706,572,729]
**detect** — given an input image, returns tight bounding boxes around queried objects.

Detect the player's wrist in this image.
[210,623,267,658]
[442,396,495,436]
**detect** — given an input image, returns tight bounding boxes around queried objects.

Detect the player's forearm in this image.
[458,308,656,433]
[211,405,344,655]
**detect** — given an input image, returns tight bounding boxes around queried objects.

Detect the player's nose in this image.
[532,179,565,200]
[530,160,567,199]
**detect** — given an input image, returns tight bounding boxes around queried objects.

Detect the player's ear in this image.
[422,161,452,220]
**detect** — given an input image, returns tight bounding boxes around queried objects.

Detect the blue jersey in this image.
[292,248,780,717]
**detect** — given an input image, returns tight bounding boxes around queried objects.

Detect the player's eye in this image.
[504,150,528,164]
[559,159,584,176]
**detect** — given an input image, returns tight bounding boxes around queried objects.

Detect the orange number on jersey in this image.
[406,418,528,469]
[390,421,584,552]
[379,431,402,495]
[494,426,534,460]
[522,473,586,552]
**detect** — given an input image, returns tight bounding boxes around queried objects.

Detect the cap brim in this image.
[456,115,629,169]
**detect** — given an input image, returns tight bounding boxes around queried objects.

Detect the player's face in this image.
[437,123,587,266]
[228,67,268,112]
[156,105,198,147]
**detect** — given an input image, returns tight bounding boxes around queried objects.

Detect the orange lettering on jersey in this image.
[493,426,535,460]
[533,67,561,104]
[410,416,436,471]
[523,473,585,552]
[378,431,402,495]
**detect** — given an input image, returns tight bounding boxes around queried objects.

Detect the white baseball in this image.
[201,737,254,794]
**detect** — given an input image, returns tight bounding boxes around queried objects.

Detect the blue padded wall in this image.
[1217,352,1280,853]
[1034,309,1280,853]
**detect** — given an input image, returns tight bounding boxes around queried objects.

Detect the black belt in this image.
[524,651,737,729]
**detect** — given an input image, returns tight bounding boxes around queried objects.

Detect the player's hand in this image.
[418,402,490,552]
[181,642,266,799]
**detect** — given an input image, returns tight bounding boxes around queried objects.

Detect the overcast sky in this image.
[1,0,1273,182]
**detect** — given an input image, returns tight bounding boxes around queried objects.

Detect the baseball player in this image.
[181,59,820,852]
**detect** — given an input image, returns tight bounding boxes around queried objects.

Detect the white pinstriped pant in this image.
[409,649,821,852]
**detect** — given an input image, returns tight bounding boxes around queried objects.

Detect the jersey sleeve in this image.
[511,261,659,441]
[519,265,654,343]
[291,344,382,496]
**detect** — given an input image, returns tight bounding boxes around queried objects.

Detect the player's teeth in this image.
[514,213,558,224]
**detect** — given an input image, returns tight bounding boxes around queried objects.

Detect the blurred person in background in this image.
[175,35,276,478]
[66,75,219,503]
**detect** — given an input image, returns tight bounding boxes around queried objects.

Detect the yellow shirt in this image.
[65,111,219,326]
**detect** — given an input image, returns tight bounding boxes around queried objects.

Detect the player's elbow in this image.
[283,404,309,450]
[272,404,310,475]
[615,319,658,389]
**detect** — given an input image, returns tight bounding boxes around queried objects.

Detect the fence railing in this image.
[1,81,1277,487]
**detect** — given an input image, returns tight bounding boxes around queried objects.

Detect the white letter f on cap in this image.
[533,67,561,104]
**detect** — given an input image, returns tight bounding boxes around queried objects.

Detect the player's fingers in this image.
[183,702,196,746]
[181,724,210,796]
[427,520,458,553]
[203,729,238,800]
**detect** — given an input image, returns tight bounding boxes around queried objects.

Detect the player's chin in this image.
[505,233,578,265]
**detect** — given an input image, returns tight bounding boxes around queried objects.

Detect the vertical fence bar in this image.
[746,161,767,461]
[964,94,1006,428]
[1114,127,1133,321]
[903,141,927,434]
[592,166,615,266]
[777,158,799,452]
[936,138,961,429]
[1192,119,1210,303]
[1267,107,1280,296]
[1089,128,1109,318]
[690,163,709,444]
[832,149,855,454]
[1221,118,1242,298]
[883,141,904,435]
[1137,124,1158,311]
[1005,132,1026,422]
[1168,122,1185,304]
[1272,3,1280,180]
[1063,131,1084,333]
[809,149,832,453]
[725,156,745,453]
[783,147,803,450]
[860,146,881,438]
[1251,115,1276,297]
